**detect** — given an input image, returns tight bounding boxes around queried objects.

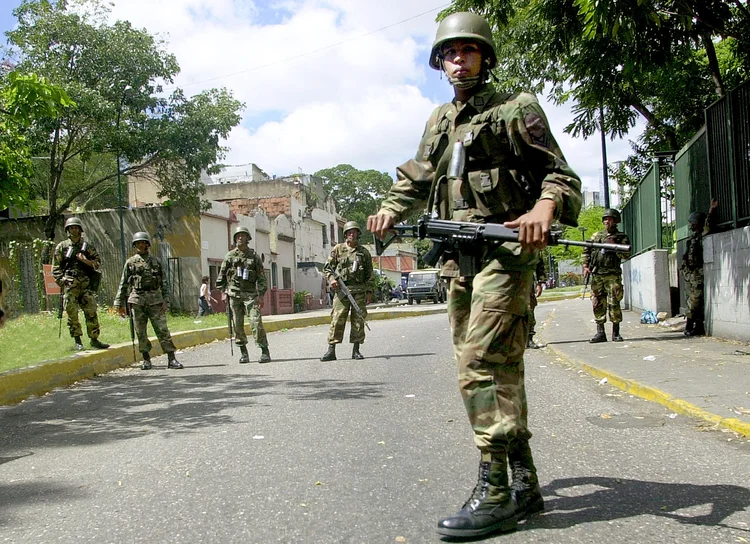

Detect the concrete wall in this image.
[622,249,671,315]
[704,227,750,341]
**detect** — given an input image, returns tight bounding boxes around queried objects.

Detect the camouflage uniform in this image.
[681,230,704,321]
[582,230,632,325]
[114,253,175,355]
[528,259,548,339]
[378,83,581,454]
[217,246,268,350]
[52,237,103,341]
[323,242,374,345]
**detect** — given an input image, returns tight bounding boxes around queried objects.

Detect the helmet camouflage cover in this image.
[233,226,252,242]
[343,221,361,234]
[132,231,151,246]
[429,12,497,70]
[64,216,84,232]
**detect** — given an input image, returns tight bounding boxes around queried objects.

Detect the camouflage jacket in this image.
[217,247,267,299]
[114,253,169,306]
[582,230,632,276]
[51,237,101,290]
[323,242,375,294]
[681,230,704,272]
[378,84,582,275]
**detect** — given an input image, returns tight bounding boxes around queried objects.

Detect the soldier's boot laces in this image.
[167,351,184,369]
[259,346,271,363]
[141,351,152,370]
[352,343,364,360]
[509,443,544,520]
[436,456,518,538]
[74,336,84,351]
[589,323,607,343]
[320,344,336,362]
[90,338,109,350]
[526,335,542,349]
[686,320,705,337]
[238,345,250,364]
[684,318,694,336]
[612,323,624,342]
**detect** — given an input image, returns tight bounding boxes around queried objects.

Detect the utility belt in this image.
[134,286,159,294]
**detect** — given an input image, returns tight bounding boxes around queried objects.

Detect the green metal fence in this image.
[674,127,710,241]
[621,164,662,256]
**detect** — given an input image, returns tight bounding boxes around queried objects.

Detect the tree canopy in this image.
[4,0,245,240]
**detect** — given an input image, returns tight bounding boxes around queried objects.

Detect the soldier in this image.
[114,232,183,370]
[217,226,270,364]
[320,221,375,362]
[526,259,547,349]
[367,12,582,538]
[51,217,109,351]
[583,209,632,343]
[680,199,719,337]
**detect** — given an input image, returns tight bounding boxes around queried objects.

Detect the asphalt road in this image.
[1,304,749,543]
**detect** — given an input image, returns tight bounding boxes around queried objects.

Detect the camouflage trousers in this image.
[327,291,367,344]
[682,268,704,320]
[590,274,624,324]
[448,262,534,454]
[64,285,100,339]
[230,295,268,348]
[528,284,539,336]
[131,303,175,354]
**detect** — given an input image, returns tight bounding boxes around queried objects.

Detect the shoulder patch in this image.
[524,112,550,148]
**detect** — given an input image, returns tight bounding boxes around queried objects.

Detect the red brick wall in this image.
[226,197,290,217]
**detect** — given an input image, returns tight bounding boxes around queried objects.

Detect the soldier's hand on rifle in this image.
[503,199,555,250]
[583,264,590,277]
[535,282,544,298]
[118,305,127,317]
[367,211,396,240]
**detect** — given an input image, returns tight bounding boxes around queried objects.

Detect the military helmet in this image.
[429,12,497,71]
[688,211,706,226]
[64,216,84,232]
[602,208,621,222]
[343,221,361,235]
[233,226,252,243]
[132,231,151,246]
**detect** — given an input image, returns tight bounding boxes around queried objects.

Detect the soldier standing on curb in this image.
[681,198,719,337]
[367,12,582,538]
[320,221,374,362]
[583,208,632,343]
[217,226,270,364]
[114,232,183,370]
[51,217,109,351]
[526,259,547,349]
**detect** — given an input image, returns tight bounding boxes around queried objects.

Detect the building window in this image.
[330,223,336,245]
[282,267,292,289]
[322,224,328,246]
[271,262,278,288]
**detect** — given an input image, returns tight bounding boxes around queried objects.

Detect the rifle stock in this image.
[332,271,371,331]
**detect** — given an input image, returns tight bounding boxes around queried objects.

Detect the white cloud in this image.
[104,0,644,192]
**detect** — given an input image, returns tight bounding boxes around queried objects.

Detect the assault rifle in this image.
[58,287,65,338]
[332,271,371,331]
[226,299,234,356]
[375,216,631,277]
[126,302,137,362]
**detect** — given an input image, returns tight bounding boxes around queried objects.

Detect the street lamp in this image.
[115,85,132,265]
[578,226,587,279]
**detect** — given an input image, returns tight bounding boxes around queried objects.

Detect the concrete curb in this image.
[544,344,750,439]
[0,307,445,406]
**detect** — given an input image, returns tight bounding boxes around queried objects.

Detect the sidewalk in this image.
[539,297,750,437]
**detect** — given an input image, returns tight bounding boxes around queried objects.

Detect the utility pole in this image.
[600,106,611,209]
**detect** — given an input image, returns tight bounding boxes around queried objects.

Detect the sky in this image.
[0,0,646,194]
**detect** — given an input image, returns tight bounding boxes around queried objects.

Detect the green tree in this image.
[5,0,244,241]
[549,205,608,265]
[313,164,395,243]
[0,70,75,211]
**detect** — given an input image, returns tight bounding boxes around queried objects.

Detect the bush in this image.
[293,290,310,306]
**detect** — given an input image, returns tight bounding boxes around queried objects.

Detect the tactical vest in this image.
[223,248,261,295]
[127,255,162,292]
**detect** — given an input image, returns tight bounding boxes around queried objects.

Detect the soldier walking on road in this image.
[583,208,632,343]
[320,221,375,362]
[52,217,109,351]
[527,259,547,349]
[217,226,270,364]
[114,232,183,370]
[681,199,718,337]
[368,12,582,538]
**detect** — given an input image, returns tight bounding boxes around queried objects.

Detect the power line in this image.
[168,3,450,89]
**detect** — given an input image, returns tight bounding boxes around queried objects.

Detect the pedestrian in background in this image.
[527,259,547,349]
[681,198,719,337]
[320,221,374,362]
[51,216,109,351]
[114,231,183,370]
[583,208,632,343]
[198,275,216,317]
[217,226,271,364]
[368,12,581,538]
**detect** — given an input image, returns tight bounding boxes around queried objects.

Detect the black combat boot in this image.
[239,345,250,364]
[436,454,518,538]
[141,351,152,370]
[509,440,544,520]
[352,343,364,360]
[74,336,84,351]
[90,338,109,349]
[320,344,336,361]
[259,346,271,363]
[684,318,694,336]
[526,335,542,349]
[686,319,705,337]
[612,323,624,342]
[167,351,184,369]
[589,323,607,343]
